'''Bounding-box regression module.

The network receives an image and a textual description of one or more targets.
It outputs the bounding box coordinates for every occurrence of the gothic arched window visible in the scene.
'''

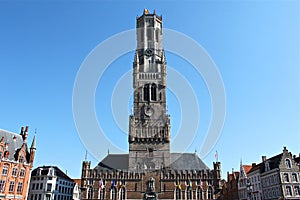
[111,187,117,200]
[197,186,203,200]
[207,186,213,200]
[87,186,93,199]
[285,159,291,169]
[144,84,149,101]
[98,188,105,199]
[186,188,192,200]
[175,187,182,200]
[119,187,126,200]
[151,84,157,101]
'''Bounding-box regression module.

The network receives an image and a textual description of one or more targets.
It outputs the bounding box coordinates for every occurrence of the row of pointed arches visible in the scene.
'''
[87,186,126,200]
[174,186,214,200]
[86,185,214,200]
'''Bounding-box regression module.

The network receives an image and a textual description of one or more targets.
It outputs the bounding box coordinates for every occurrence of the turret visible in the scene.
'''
[29,134,36,168]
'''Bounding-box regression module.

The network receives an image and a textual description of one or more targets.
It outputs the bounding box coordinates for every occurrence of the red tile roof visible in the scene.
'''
[243,165,252,175]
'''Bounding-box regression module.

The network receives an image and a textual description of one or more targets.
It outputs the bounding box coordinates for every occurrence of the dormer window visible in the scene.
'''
[37,168,42,176]
[285,159,291,169]
[265,162,270,171]
[19,155,24,163]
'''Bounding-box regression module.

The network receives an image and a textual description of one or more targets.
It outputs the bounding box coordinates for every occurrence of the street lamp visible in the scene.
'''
[246,180,253,200]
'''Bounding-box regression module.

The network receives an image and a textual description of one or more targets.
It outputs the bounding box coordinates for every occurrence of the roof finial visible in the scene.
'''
[85,150,88,161]
[144,8,149,15]
[30,130,36,150]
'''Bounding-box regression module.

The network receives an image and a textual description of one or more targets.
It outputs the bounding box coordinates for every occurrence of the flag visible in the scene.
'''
[118,181,124,189]
[176,181,181,190]
[186,180,192,189]
[215,150,218,162]
[111,180,115,189]
[99,179,105,189]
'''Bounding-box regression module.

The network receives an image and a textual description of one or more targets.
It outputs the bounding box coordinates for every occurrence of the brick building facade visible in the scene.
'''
[0,126,36,199]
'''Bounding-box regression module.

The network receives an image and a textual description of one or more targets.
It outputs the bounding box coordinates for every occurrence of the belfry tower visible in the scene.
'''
[128,9,171,171]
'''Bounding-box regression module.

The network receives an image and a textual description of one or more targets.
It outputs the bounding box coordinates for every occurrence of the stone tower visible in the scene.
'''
[128,9,171,171]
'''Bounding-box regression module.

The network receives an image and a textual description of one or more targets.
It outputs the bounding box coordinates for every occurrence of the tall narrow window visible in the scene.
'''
[2,166,8,175]
[9,181,15,192]
[17,182,23,193]
[144,84,149,101]
[292,173,298,182]
[175,187,182,200]
[286,186,292,196]
[151,84,157,101]
[207,186,213,200]
[99,188,105,199]
[19,169,25,177]
[87,187,93,199]
[284,173,289,182]
[197,186,203,200]
[111,187,117,200]
[186,188,192,200]
[120,187,126,200]
[285,159,291,169]
[0,180,6,192]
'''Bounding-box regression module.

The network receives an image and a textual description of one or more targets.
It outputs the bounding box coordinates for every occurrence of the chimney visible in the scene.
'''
[25,126,29,133]
[262,156,266,162]
[252,163,256,167]
[20,127,24,134]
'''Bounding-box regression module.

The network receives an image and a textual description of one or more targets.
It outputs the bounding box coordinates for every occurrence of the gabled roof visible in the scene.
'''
[170,153,209,170]
[259,153,283,173]
[248,163,262,173]
[243,165,252,175]
[94,153,209,171]
[32,166,74,182]
[0,128,25,161]
[95,154,129,171]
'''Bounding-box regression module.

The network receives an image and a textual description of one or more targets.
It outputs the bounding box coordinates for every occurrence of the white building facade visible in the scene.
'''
[28,166,74,200]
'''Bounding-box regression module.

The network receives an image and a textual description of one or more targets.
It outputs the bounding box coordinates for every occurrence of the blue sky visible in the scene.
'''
[0,1,299,178]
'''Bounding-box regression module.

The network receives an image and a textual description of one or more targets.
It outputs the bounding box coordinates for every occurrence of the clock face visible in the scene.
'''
[145,48,153,57]
[144,105,154,117]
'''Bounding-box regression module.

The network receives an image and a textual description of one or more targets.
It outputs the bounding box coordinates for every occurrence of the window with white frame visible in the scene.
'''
[284,173,289,182]
[0,180,5,192]
[8,181,15,192]
[286,186,292,196]
[12,167,18,177]
[19,155,24,163]
[292,173,298,182]
[19,168,25,177]
[285,159,291,169]
[2,166,8,175]
[295,186,299,196]
[17,182,23,193]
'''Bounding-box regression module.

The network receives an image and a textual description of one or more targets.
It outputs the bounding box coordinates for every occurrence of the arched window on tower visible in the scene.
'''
[151,84,157,101]
[144,84,149,101]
